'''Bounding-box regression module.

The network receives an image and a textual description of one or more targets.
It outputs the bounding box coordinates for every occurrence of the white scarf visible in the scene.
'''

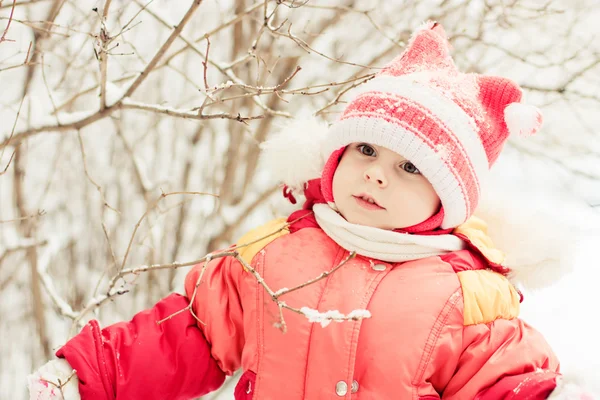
[313,204,466,262]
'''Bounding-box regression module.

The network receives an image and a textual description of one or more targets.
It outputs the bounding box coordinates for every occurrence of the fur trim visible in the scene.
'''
[504,102,544,136]
[474,185,590,290]
[260,116,329,192]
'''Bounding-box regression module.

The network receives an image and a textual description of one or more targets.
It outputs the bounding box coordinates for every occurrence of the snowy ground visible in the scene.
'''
[521,255,600,396]
[486,151,600,397]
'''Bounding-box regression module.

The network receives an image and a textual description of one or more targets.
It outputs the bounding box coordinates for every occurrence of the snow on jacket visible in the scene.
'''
[57,216,560,399]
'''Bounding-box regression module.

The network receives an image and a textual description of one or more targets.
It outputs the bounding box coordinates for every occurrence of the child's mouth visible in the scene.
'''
[353,195,385,210]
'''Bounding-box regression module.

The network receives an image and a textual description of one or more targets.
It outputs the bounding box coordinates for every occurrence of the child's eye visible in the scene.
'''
[358,144,376,157]
[401,161,420,174]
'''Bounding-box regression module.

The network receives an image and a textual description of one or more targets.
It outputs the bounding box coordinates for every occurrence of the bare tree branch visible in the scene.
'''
[21,0,66,97]
[121,0,204,99]
[121,98,265,123]
[0,209,46,224]
[150,0,264,69]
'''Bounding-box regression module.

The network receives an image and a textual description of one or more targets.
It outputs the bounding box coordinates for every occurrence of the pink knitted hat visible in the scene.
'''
[262,21,543,229]
[319,21,543,229]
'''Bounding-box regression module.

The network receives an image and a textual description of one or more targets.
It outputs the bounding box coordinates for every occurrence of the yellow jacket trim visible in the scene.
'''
[454,216,506,265]
[457,269,520,326]
[235,217,290,268]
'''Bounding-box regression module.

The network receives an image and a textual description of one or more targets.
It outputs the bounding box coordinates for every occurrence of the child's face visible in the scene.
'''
[332,143,441,230]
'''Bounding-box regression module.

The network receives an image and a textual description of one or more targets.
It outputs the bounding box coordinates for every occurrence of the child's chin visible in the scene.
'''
[346,214,389,230]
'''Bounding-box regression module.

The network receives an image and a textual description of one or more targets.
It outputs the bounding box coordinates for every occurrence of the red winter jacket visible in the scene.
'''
[57,216,560,399]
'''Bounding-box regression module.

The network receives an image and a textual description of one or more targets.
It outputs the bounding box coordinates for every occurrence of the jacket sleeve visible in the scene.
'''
[56,293,226,400]
[184,254,247,375]
[441,318,561,399]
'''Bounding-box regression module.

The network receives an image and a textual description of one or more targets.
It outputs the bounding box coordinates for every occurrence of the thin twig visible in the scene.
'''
[122,0,204,99]
[101,213,364,334]
[23,39,32,61]
[137,1,293,118]
[40,369,77,397]
[97,16,110,110]
[203,73,374,107]
[147,0,263,69]
[0,60,39,72]
[205,186,279,250]
[267,22,382,70]
[119,0,155,36]
[0,0,16,43]
[2,16,78,37]
[121,98,265,123]
[157,254,213,325]
[77,131,120,213]
[273,252,356,299]
[315,74,376,115]
[40,53,61,124]
[0,209,45,223]
[0,239,47,266]
[202,36,210,90]
[232,251,365,332]
[156,215,363,333]
[101,223,117,276]
[0,0,50,9]
[0,92,25,175]
[53,72,137,114]
[111,213,311,288]
[114,122,152,195]
[70,288,130,335]
[105,190,219,295]
[508,140,600,181]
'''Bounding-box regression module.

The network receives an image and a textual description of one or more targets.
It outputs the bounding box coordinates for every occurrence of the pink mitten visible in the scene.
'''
[28,359,80,400]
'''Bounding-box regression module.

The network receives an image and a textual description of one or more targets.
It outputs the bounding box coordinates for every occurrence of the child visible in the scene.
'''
[29,22,594,399]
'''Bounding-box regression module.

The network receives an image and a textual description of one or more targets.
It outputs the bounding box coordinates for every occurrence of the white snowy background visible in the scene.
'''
[1,0,599,398]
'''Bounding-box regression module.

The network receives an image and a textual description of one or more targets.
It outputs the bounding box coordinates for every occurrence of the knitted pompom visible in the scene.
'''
[260,116,329,192]
[504,102,544,136]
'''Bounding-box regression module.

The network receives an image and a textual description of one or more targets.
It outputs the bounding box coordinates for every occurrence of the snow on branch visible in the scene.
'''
[37,238,78,320]
[300,307,372,328]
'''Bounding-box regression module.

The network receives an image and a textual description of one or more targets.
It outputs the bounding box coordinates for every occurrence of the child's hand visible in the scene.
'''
[548,378,596,400]
[28,359,80,400]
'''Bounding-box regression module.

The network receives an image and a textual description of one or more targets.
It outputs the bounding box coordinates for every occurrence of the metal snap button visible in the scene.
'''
[351,380,359,393]
[335,380,348,396]
[371,263,386,271]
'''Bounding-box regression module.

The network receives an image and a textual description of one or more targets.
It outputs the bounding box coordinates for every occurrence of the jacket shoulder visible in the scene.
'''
[445,216,520,326]
[456,269,520,326]
[235,218,290,266]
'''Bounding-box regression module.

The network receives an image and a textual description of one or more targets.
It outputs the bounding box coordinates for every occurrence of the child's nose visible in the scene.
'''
[364,166,388,187]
